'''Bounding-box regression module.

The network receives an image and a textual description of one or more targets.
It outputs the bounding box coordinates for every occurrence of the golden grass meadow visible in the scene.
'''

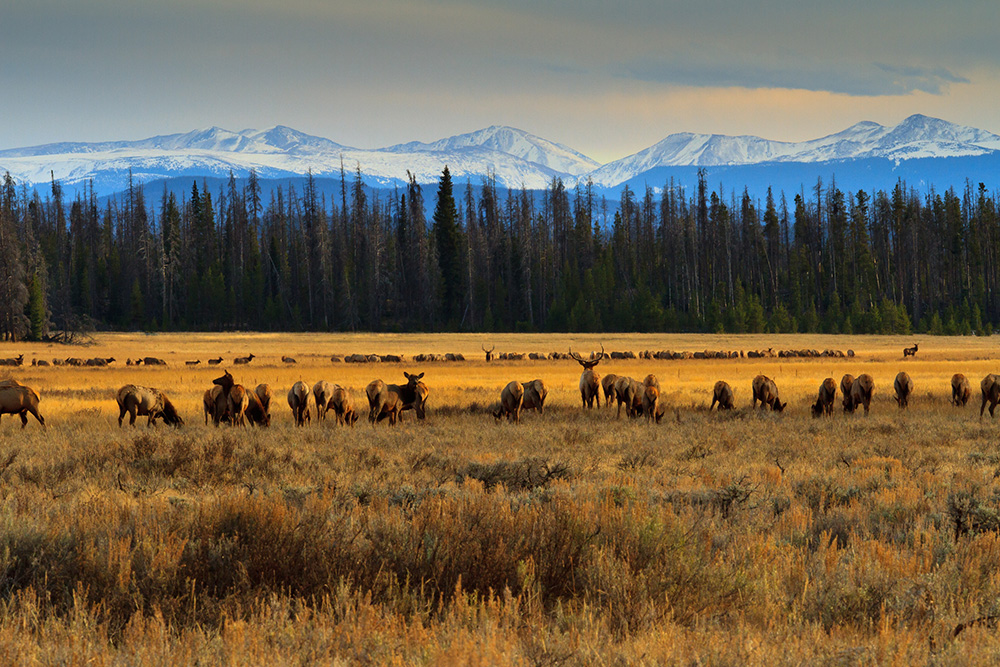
[4,332,1000,664]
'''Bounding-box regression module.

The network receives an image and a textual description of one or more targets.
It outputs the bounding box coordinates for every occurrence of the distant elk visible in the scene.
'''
[903,343,918,357]
[811,378,837,418]
[482,344,495,362]
[185,360,201,366]
[234,353,255,365]
[894,371,914,409]
[143,357,167,366]
[848,373,875,415]
[0,354,24,366]
[980,374,1000,419]
[840,374,855,412]
[85,357,115,366]
[0,380,45,428]
[208,357,223,365]
[288,381,311,426]
[282,356,296,364]
[116,384,183,427]
[710,381,735,410]
[952,373,972,407]
[751,375,786,412]
[493,380,524,423]
[601,374,619,408]
[521,379,548,414]
[569,345,605,409]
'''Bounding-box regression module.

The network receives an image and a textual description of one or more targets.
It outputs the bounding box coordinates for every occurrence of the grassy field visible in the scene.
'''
[2,333,1000,664]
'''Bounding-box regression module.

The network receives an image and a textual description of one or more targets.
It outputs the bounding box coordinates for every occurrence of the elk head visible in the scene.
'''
[212,371,235,394]
[569,344,605,370]
[482,343,495,362]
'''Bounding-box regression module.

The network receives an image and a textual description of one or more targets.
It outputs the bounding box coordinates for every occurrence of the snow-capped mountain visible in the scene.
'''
[589,115,1000,186]
[1,115,998,198]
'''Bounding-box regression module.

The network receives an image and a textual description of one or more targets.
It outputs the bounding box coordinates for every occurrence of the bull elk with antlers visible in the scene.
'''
[482,344,495,363]
[569,345,605,409]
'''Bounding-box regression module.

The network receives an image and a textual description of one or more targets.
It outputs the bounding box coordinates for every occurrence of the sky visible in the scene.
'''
[3,0,999,164]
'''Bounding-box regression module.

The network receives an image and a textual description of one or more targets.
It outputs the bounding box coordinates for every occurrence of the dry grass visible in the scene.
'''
[2,333,1000,664]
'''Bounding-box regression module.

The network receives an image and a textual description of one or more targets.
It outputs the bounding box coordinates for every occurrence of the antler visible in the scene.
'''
[482,343,495,352]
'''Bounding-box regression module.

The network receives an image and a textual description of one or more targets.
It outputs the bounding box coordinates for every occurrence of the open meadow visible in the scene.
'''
[3,333,1000,664]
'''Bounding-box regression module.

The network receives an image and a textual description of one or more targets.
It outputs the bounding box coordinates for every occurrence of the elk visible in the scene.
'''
[0,354,24,366]
[330,386,358,426]
[185,360,201,366]
[116,385,183,427]
[234,353,255,365]
[710,381,735,410]
[366,379,386,424]
[245,390,270,427]
[282,356,297,364]
[980,374,1000,419]
[894,371,914,409]
[521,379,548,414]
[840,374,856,412]
[0,381,44,428]
[208,357,223,365]
[642,384,660,423]
[143,357,167,366]
[614,376,637,418]
[482,344,495,362]
[751,375,786,412]
[569,345,605,409]
[288,381,311,426]
[213,371,250,427]
[601,374,619,408]
[394,372,428,421]
[811,378,837,417]
[903,343,918,357]
[952,373,972,407]
[203,385,227,425]
[849,373,875,416]
[313,380,335,422]
[492,380,524,423]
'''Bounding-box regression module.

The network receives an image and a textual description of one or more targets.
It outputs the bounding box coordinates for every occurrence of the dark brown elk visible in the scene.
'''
[288,380,311,426]
[66,358,85,366]
[282,356,297,364]
[0,354,24,366]
[366,379,387,424]
[710,381,735,410]
[208,357,223,365]
[0,381,44,428]
[601,374,619,408]
[234,353,255,365]
[116,385,183,427]
[980,374,1000,419]
[840,374,856,412]
[521,379,547,414]
[185,360,201,366]
[751,375,786,412]
[903,343,918,357]
[952,373,972,407]
[570,345,605,409]
[312,380,335,422]
[894,371,914,409]
[849,373,875,415]
[143,357,167,366]
[642,384,660,423]
[203,386,227,425]
[811,378,837,417]
[245,390,270,427]
[482,344,495,362]
[330,386,358,426]
[492,381,524,423]
[212,370,249,426]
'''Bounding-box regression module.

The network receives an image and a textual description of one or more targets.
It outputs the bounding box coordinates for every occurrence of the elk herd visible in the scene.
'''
[5,345,1000,430]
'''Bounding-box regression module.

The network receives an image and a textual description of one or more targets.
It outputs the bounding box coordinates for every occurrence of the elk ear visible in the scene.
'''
[415,372,424,380]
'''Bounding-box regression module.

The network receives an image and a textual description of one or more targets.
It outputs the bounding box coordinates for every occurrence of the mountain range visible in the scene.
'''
[2,114,999,199]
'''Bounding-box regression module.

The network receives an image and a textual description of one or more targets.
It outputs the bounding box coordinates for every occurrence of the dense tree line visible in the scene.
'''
[0,165,998,340]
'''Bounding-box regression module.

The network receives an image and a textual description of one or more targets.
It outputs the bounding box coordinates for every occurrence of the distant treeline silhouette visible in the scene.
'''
[0,164,997,339]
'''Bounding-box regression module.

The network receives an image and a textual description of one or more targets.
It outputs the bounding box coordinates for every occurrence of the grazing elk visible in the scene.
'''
[569,345,605,409]
[710,381,735,411]
[849,374,875,416]
[204,385,227,425]
[313,380,335,422]
[234,353,255,365]
[614,376,638,418]
[811,378,838,417]
[330,386,358,426]
[143,357,167,366]
[493,380,524,423]
[208,357,223,365]
[751,375,786,412]
[482,344,495,362]
[840,374,856,412]
[255,384,272,415]
[0,354,24,366]
[980,374,1000,419]
[903,343,918,358]
[601,374,619,408]
[365,379,387,425]
[952,373,972,407]
[116,385,183,427]
[521,379,548,414]
[0,380,45,428]
[894,371,914,409]
[245,390,270,427]
[642,384,660,423]
[288,381,311,426]
[185,360,201,366]
[282,356,297,364]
